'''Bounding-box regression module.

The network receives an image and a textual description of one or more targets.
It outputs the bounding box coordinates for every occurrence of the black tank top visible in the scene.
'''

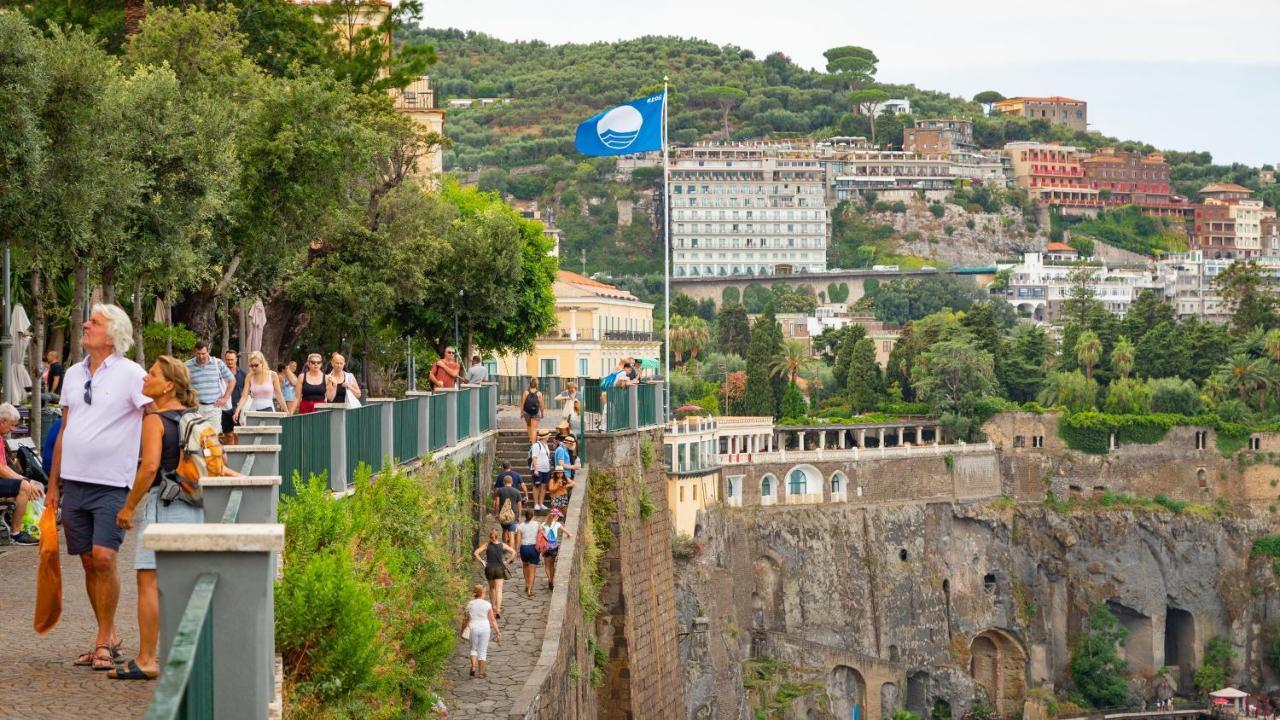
[155,411,184,486]
[485,541,505,569]
[330,374,347,404]
[300,374,326,402]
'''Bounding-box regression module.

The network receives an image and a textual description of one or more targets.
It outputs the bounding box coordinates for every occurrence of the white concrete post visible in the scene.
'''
[406,391,432,456]
[446,389,458,447]
[316,403,347,491]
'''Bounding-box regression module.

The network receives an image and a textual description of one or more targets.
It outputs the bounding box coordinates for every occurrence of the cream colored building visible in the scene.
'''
[391,76,446,179]
[664,415,721,536]
[495,271,660,379]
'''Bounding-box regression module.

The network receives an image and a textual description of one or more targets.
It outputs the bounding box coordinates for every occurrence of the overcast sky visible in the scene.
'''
[422,0,1279,166]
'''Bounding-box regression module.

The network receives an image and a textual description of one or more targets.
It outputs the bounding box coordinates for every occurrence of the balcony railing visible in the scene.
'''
[604,330,660,342]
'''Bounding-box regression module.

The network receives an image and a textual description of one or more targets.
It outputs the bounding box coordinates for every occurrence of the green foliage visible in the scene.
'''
[928,202,945,218]
[864,275,987,326]
[1056,411,1183,454]
[639,437,655,470]
[1103,377,1151,415]
[141,322,198,362]
[846,337,884,412]
[637,482,656,520]
[745,307,784,417]
[1069,602,1130,708]
[780,381,808,420]
[1149,378,1204,415]
[1194,636,1234,696]
[278,463,475,716]
[1057,206,1188,257]
[581,471,618,626]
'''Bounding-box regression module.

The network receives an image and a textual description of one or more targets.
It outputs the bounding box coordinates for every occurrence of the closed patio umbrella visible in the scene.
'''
[7,304,32,403]
[246,299,266,355]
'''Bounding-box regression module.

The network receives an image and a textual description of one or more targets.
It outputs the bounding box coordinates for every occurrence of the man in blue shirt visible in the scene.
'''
[551,436,576,480]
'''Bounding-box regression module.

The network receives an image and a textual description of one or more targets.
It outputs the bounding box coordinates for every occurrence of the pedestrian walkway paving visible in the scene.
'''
[441,533,553,717]
[0,532,153,720]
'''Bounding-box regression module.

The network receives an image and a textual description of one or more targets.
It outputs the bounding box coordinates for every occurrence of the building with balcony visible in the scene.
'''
[1193,184,1264,258]
[670,145,830,278]
[390,76,445,178]
[1081,149,1187,217]
[663,415,722,535]
[493,271,659,379]
[1005,142,1099,212]
[1005,252,1169,322]
[903,118,974,156]
[994,96,1088,132]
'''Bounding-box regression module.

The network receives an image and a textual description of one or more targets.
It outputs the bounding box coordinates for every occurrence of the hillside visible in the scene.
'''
[406,28,1279,275]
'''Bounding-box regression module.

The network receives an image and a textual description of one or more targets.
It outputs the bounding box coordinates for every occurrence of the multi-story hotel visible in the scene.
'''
[669,145,830,278]
[1005,141,1099,210]
[1080,148,1184,217]
[994,96,1088,132]
[493,271,660,379]
[1193,184,1265,258]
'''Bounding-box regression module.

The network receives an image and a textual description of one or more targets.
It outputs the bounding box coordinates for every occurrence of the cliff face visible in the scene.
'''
[677,501,1280,720]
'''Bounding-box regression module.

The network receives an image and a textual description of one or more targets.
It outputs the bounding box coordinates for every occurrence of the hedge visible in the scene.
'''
[1057,411,1258,457]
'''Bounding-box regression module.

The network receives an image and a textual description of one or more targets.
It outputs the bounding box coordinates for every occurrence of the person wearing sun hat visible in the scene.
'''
[547,464,574,513]
[539,507,571,592]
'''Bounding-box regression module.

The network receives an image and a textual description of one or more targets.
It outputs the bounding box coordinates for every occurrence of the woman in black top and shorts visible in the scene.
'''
[472,528,516,618]
[295,353,327,414]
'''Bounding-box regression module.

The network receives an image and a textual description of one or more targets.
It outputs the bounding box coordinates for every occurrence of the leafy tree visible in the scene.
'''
[1069,602,1129,708]
[742,283,772,313]
[1063,265,1098,327]
[780,380,807,420]
[1133,321,1182,379]
[1121,289,1175,345]
[703,85,747,140]
[1266,328,1280,365]
[825,46,884,143]
[827,282,850,303]
[998,324,1049,402]
[670,315,711,365]
[911,333,995,429]
[1216,261,1278,335]
[744,307,783,416]
[721,286,740,305]
[832,324,868,392]
[1103,377,1151,414]
[1038,371,1098,413]
[1194,636,1234,697]
[847,88,891,145]
[309,0,436,92]
[1148,378,1203,415]
[671,292,698,317]
[1075,331,1103,380]
[716,303,751,357]
[973,90,1004,115]
[846,337,884,413]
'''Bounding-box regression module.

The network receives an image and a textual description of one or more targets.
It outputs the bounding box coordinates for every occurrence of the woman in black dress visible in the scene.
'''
[472,528,516,617]
[295,353,327,414]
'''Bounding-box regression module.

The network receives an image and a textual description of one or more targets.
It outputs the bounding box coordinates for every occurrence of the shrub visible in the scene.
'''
[672,532,701,562]
[1069,602,1129,707]
[1194,636,1233,696]
[890,200,908,213]
[928,202,945,218]
[1149,378,1202,415]
[141,322,198,363]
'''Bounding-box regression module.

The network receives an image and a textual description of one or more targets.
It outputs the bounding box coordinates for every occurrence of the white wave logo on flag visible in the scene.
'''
[596,105,644,150]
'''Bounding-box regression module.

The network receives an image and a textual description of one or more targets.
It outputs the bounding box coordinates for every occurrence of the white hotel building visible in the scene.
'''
[669,145,829,278]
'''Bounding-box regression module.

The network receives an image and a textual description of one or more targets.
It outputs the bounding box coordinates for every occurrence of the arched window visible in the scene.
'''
[830,472,845,494]
[761,474,775,498]
[789,469,807,496]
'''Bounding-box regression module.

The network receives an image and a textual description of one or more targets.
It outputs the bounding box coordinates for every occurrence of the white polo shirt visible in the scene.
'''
[59,354,150,488]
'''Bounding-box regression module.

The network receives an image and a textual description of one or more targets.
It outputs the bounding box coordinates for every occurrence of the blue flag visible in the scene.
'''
[575,91,665,156]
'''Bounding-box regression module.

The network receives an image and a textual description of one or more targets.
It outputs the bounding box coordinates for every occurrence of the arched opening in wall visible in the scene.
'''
[1197,468,1207,488]
[969,629,1028,716]
[785,465,822,503]
[881,682,901,716]
[753,556,784,630]
[932,699,953,720]
[828,665,866,720]
[830,471,847,499]
[899,548,909,561]
[1106,599,1155,674]
[760,473,777,506]
[983,573,997,592]
[1165,606,1196,690]
[889,644,899,661]
[906,671,930,718]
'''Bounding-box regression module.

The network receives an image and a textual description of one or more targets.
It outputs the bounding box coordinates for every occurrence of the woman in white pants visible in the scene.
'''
[460,583,501,678]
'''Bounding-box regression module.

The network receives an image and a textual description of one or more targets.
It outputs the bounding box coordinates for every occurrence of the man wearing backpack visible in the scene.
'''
[493,473,523,551]
[528,431,552,511]
[47,305,150,672]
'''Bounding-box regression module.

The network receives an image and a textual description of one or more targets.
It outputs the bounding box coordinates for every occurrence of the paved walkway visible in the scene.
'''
[442,527,553,717]
[0,532,153,719]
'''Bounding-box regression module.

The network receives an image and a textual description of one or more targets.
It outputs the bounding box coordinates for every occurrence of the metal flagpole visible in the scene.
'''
[661,77,671,421]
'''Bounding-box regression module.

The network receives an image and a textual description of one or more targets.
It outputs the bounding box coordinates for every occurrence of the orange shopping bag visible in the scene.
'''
[34,505,62,635]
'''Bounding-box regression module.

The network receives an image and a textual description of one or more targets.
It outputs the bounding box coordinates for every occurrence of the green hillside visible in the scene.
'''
[405,29,1279,276]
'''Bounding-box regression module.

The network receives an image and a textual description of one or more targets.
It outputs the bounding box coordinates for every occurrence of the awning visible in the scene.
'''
[1211,688,1250,699]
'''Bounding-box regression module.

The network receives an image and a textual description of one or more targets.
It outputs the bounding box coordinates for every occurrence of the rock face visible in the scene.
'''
[676,500,1280,720]
[872,201,1045,266]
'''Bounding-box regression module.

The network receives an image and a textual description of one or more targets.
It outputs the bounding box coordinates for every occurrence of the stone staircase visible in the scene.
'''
[495,429,532,483]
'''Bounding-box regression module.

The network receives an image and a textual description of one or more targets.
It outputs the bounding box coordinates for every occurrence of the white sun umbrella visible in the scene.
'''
[7,303,32,404]
[245,298,266,355]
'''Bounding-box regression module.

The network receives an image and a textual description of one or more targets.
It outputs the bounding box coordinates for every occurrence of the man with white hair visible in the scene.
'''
[47,304,150,671]
[0,402,44,545]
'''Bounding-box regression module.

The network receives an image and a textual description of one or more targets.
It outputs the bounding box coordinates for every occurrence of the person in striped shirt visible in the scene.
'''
[184,341,234,428]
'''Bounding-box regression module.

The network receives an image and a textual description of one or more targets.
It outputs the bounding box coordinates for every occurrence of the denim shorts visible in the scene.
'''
[60,479,129,555]
[132,490,204,570]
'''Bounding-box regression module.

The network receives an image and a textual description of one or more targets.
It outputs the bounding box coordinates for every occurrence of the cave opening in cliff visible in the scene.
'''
[1165,606,1196,686]
[907,672,930,718]
[828,665,866,720]
[1106,599,1155,673]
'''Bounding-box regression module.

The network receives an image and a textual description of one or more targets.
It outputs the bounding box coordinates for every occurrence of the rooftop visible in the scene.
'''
[555,270,642,302]
[1200,183,1253,194]
[1045,242,1077,253]
[996,96,1086,105]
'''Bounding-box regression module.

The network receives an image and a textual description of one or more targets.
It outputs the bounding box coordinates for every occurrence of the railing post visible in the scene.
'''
[317,403,348,491]
[446,389,458,447]
[147,524,283,720]
[406,390,432,456]
[202,476,282,524]
[628,383,639,430]
[487,381,498,430]
[468,385,481,438]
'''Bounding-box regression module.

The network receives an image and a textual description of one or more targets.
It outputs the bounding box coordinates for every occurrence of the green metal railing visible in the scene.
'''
[605,387,631,432]
[638,383,658,427]
[429,393,447,450]
[345,403,383,482]
[143,574,217,720]
[457,388,473,441]
[581,378,602,414]
[393,397,421,461]
[278,410,332,496]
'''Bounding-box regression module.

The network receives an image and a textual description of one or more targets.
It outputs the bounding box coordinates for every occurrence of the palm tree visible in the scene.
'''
[1264,328,1280,364]
[125,0,146,37]
[670,316,710,366]
[1075,330,1102,380]
[1225,353,1267,404]
[1110,336,1134,379]
[1251,358,1275,413]
[770,339,816,385]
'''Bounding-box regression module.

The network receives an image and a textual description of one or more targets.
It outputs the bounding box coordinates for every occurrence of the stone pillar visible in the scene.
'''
[202,476,282,524]
[916,426,923,446]
[819,432,826,450]
[767,434,773,452]
[570,308,578,341]
[446,389,458,448]
[406,390,432,455]
[934,428,940,446]
[317,403,348,491]
[368,398,395,464]
[838,431,845,449]
[468,385,481,437]
[858,428,866,448]
[795,431,803,451]
[148,524,283,720]
[628,384,640,429]
[878,427,885,448]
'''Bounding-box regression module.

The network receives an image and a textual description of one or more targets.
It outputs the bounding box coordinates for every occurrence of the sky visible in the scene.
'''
[422,0,1280,166]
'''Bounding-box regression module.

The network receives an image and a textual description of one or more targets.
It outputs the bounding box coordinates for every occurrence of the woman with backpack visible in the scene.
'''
[519,377,544,444]
[233,351,288,422]
[472,528,516,618]
[539,508,571,592]
[109,356,206,680]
